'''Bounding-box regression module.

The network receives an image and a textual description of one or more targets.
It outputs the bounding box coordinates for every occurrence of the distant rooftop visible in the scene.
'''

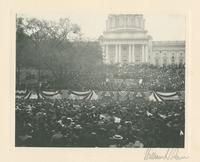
[108,14,143,17]
[152,41,185,45]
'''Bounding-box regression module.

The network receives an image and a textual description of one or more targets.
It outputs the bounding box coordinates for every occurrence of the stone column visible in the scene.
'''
[143,45,146,63]
[117,44,120,63]
[119,44,121,63]
[102,45,105,63]
[145,45,148,62]
[132,44,135,63]
[128,44,132,63]
[105,44,109,64]
[115,44,118,63]
[142,45,145,63]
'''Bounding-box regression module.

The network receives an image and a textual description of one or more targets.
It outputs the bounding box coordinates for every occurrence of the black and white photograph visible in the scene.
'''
[15,13,185,148]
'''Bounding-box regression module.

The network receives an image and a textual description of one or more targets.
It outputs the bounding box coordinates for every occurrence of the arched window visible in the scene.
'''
[112,18,115,28]
[135,45,142,63]
[116,17,119,27]
[121,44,129,63]
[135,17,138,27]
[108,45,115,64]
[127,16,131,27]
[131,16,134,27]
[109,19,113,28]
[119,16,124,27]
[155,57,160,66]
[179,57,184,65]
[163,57,167,66]
[171,56,175,64]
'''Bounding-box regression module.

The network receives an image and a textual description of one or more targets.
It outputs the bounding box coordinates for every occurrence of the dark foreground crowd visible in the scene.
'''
[16,97,185,147]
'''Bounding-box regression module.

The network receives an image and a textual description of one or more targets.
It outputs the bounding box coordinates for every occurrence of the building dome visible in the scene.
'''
[100,14,185,66]
[106,14,145,32]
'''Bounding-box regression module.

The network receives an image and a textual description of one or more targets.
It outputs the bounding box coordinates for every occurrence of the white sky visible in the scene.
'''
[19,13,186,41]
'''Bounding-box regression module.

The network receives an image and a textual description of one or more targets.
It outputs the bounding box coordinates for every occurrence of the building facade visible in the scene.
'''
[99,14,185,66]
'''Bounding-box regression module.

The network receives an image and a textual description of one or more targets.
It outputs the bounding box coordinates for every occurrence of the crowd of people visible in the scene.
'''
[41,64,185,92]
[16,97,184,147]
[16,64,185,147]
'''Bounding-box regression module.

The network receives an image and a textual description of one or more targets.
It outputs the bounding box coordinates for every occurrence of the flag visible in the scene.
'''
[156,91,179,100]
[148,91,163,102]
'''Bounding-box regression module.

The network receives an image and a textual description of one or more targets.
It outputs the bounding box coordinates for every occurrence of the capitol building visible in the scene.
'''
[99,14,185,66]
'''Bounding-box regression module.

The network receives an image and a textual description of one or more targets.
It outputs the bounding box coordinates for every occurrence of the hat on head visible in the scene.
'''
[133,140,144,148]
[91,132,96,135]
[74,124,82,129]
[112,134,123,140]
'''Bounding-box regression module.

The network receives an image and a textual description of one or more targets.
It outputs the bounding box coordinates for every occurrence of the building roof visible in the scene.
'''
[152,41,185,47]
[152,41,185,45]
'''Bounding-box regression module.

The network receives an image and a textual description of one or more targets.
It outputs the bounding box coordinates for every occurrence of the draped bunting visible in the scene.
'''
[70,90,91,96]
[42,91,60,96]
[16,90,29,98]
[68,94,86,100]
[156,91,177,96]
[44,93,62,99]
[156,91,179,100]
[68,90,91,100]
[148,91,180,102]
[88,91,98,100]
[24,91,45,100]
[68,90,98,100]
[148,91,163,102]
[17,89,184,101]
[16,90,28,95]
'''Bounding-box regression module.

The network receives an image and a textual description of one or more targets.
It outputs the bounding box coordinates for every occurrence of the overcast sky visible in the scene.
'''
[19,13,186,41]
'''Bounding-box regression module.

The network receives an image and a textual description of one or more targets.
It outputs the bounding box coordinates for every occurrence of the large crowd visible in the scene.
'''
[16,98,184,147]
[16,64,185,147]
[41,64,185,92]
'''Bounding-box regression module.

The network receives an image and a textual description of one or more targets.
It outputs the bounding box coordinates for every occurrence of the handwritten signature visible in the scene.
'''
[144,148,189,160]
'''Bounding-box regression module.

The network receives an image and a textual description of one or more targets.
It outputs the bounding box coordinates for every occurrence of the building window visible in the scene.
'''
[112,18,115,28]
[171,56,175,64]
[108,45,115,63]
[116,17,119,27]
[179,57,184,64]
[179,52,184,59]
[155,57,160,66]
[135,17,138,27]
[119,16,124,27]
[127,16,131,27]
[132,16,135,27]
[134,45,142,63]
[121,44,129,63]
[163,58,167,66]
[109,19,113,28]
